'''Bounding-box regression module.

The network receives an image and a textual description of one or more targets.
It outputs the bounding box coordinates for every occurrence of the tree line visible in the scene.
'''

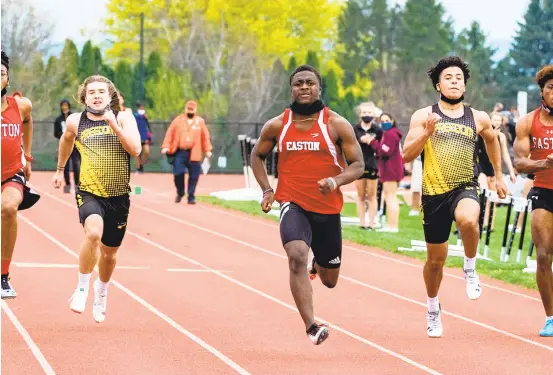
[1,0,552,127]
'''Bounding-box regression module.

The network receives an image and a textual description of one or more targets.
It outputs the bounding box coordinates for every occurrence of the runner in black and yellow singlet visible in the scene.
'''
[53,75,141,323]
[403,56,507,339]
[75,110,131,198]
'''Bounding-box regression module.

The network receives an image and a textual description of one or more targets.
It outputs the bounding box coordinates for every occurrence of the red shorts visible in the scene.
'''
[1,171,40,210]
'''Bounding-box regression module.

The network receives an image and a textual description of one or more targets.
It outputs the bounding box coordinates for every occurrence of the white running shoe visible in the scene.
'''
[69,288,88,313]
[464,269,482,300]
[426,307,443,338]
[92,279,107,323]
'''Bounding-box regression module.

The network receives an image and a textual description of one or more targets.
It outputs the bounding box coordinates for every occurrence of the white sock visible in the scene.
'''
[77,272,92,292]
[546,316,553,322]
[427,296,440,312]
[96,279,110,294]
[464,256,476,271]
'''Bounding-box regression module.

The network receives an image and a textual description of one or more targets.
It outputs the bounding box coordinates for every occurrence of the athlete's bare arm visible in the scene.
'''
[402,107,440,163]
[16,97,33,158]
[514,112,553,173]
[251,115,282,192]
[327,112,364,188]
[105,109,142,157]
[475,110,503,176]
[251,115,283,212]
[56,113,80,169]
[476,109,507,198]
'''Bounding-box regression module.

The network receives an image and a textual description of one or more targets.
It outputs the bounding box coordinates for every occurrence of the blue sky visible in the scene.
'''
[33,0,530,61]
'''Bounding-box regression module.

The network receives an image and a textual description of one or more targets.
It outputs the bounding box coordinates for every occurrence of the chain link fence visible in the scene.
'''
[31,120,265,174]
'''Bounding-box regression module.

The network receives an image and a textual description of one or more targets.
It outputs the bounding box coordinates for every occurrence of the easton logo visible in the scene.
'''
[286,141,320,151]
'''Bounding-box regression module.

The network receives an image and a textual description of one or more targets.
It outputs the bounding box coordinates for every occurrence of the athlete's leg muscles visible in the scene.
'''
[454,198,481,259]
[314,265,339,289]
[98,244,118,283]
[355,179,368,227]
[284,240,315,329]
[1,185,23,275]
[423,242,449,298]
[367,179,378,227]
[383,181,399,229]
[79,214,103,274]
[532,209,553,317]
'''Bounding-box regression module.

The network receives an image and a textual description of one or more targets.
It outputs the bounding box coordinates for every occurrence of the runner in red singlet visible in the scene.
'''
[1,50,39,299]
[514,65,553,337]
[251,65,364,345]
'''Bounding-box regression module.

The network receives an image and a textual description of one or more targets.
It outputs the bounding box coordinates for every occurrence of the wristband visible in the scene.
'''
[263,188,274,195]
[328,177,337,191]
[57,165,65,171]
[24,154,33,162]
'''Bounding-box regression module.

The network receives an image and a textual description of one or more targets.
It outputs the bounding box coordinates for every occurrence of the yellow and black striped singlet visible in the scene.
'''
[75,111,130,197]
[421,104,478,196]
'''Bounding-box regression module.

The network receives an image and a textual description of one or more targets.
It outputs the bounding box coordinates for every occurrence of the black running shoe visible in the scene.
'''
[1,273,17,299]
[306,322,329,345]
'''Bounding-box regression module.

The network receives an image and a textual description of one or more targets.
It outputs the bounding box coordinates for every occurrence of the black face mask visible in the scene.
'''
[361,116,373,124]
[1,87,6,97]
[290,99,324,115]
[86,103,110,115]
[542,97,553,116]
[441,93,464,105]
[187,112,195,119]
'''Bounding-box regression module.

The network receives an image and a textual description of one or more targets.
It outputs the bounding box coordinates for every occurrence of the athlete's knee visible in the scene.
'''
[285,244,308,274]
[84,221,103,245]
[425,257,446,273]
[456,215,479,233]
[321,277,338,289]
[100,246,118,261]
[536,249,552,272]
[1,201,18,219]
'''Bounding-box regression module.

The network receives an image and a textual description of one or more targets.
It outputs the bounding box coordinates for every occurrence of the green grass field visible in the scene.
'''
[198,196,538,291]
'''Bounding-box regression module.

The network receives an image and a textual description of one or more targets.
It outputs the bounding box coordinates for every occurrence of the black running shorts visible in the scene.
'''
[358,168,379,180]
[75,190,130,247]
[279,202,342,269]
[421,183,480,244]
[528,187,553,214]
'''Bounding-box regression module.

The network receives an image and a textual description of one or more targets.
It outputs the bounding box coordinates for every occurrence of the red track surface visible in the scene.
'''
[2,172,552,374]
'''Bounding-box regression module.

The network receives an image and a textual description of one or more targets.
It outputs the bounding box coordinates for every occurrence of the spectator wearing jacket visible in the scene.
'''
[161,100,213,204]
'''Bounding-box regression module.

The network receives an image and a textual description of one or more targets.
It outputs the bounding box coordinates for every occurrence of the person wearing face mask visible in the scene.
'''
[134,102,152,173]
[52,75,141,323]
[353,102,382,230]
[54,99,80,193]
[161,100,213,204]
[369,113,403,233]
[403,56,507,338]
[1,50,40,299]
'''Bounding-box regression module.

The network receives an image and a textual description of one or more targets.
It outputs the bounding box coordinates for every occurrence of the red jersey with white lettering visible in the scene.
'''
[1,96,25,182]
[530,109,553,190]
[274,107,346,214]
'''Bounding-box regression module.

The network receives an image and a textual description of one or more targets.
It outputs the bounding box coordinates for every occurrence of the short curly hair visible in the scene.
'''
[427,56,470,88]
[536,65,553,89]
[1,50,9,71]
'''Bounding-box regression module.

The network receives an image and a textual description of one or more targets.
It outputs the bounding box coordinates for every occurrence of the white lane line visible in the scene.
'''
[195,203,542,302]
[39,189,441,374]
[131,202,553,352]
[1,301,56,375]
[167,268,231,273]
[13,262,149,270]
[19,214,250,375]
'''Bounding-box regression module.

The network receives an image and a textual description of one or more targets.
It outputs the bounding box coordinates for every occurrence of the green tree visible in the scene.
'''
[79,41,96,80]
[496,0,553,108]
[287,56,298,73]
[305,51,320,69]
[455,21,498,110]
[390,0,455,119]
[335,0,374,87]
[113,60,134,100]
